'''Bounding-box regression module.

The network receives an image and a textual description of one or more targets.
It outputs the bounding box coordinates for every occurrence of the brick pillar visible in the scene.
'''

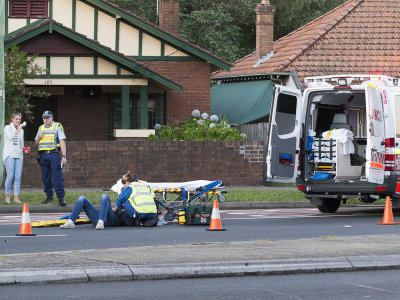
[159,0,180,36]
[255,0,275,60]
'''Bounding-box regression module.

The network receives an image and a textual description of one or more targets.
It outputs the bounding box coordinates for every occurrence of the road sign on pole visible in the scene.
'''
[0,0,5,186]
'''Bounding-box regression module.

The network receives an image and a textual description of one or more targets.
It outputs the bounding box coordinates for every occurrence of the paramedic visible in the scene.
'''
[35,110,67,206]
[115,171,158,227]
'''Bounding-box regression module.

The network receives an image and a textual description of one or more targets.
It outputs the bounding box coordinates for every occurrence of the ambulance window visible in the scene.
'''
[395,95,400,138]
[275,93,297,135]
[367,87,384,137]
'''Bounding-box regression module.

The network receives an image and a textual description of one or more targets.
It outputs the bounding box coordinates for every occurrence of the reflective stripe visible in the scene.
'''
[135,202,157,207]
[38,122,62,150]
[211,208,220,219]
[132,192,150,198]
[21,212,31,224]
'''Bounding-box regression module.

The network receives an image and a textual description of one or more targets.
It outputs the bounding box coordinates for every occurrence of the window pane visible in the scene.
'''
[367,87,384,137]
[110,93,162,131]
[275,93,297,135]
[395,96,400,138]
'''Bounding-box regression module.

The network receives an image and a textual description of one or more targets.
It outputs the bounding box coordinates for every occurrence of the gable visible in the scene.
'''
[19,31,97,54]
[5,20,184,90]
[6,0,230,70]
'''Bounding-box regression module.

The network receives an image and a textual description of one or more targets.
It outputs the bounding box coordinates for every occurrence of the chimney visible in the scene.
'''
[255,0,276,60]
[159,0,180,36]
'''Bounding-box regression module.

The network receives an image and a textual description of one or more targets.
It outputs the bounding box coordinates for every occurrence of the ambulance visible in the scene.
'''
[266,74,400,212]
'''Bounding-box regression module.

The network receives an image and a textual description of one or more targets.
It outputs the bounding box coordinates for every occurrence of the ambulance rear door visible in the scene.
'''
[266,85,302,183]
[365,84,385,184]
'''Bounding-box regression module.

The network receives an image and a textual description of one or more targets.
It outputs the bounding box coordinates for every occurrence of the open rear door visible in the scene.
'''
[266,85,302,183]
[365,84,385,184]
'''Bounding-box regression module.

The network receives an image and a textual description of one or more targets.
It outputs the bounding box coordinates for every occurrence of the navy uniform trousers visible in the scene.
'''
[39,152,65,199]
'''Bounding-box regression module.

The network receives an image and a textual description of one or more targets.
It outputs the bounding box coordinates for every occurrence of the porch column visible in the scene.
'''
[140,85,148,129]
[121,85,129,129]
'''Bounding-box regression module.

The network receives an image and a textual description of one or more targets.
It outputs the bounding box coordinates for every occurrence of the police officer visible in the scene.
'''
[35,111,67,206]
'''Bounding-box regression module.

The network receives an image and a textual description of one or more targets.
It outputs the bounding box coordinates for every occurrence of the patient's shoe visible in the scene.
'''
[60,219,75,229]
[95,220,104,230]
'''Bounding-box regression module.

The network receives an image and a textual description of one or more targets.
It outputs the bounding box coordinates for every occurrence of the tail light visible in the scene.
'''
[385,138,395,171]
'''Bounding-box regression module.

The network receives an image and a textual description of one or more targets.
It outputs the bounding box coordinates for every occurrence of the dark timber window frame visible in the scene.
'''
[9,0,49,18]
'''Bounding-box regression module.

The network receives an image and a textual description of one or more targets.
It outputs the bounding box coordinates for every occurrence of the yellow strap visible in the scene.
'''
[326,129,335,139]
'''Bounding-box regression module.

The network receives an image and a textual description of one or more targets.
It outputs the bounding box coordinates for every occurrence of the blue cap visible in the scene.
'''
[42,110,53,118]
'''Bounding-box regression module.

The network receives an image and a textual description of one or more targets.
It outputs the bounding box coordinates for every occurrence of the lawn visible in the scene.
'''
[0,190,385,205]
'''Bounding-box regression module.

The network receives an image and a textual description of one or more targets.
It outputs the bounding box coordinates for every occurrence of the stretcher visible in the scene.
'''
[111,179,227,222]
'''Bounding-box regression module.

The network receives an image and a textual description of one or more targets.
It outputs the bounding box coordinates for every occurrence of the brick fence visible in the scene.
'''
[21,140,264,188]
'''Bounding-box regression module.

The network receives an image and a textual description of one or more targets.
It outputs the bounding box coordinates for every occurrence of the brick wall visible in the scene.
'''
[145,61,211,124]
[57,92,110,141]
[21,141,264,188]
[159,0,180,36]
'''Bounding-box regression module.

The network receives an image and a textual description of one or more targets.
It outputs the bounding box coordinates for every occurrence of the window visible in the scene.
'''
[110,93,163,138]
[395,96,400,138]
[275,93,297,135]
[367,86,384,137]
[9,0,48,18]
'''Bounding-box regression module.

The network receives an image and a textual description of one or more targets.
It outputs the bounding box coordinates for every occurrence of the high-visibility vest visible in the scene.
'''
[128,182,157,214]
[38,122,64,151]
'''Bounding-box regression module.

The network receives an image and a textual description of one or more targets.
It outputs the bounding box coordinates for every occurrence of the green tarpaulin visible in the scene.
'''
[210,80,274,124]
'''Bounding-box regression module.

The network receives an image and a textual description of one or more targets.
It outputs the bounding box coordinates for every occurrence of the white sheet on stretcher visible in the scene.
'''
[111,179,222,195]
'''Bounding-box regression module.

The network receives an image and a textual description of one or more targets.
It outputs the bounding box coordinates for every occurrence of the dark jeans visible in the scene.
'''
[69,194,118,227]
[123,200,157,220]
[40,152,65,198]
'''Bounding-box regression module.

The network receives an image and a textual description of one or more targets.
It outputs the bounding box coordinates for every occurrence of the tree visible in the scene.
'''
[180,0,258,63]
[108,0,347,63]
[4,45,49,124]
[271,0,347,40]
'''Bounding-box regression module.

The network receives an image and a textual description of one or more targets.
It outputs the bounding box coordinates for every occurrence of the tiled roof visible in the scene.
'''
[213,0,400,81]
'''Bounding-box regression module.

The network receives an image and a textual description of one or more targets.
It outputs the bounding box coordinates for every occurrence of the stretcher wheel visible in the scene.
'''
[218,194,226,203]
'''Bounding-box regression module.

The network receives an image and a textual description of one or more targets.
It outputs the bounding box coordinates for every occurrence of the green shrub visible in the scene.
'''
[149,111,245,141]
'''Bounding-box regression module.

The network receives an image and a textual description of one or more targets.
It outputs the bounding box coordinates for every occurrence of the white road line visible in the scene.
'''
[0,234,67,238]
[356,284,396,293]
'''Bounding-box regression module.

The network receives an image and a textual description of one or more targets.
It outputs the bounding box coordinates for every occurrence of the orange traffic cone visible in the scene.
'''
[16,203,36,236]
[206,199,226,231]
[377,196,400,225]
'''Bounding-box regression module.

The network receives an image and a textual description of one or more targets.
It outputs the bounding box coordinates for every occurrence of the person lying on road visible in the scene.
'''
[60,193,135,229]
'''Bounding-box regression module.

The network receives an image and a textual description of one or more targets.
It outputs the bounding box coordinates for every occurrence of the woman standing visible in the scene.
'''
[3,112,25,204]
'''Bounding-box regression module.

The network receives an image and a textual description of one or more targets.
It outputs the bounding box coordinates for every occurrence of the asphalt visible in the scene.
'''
[1,186,399,285]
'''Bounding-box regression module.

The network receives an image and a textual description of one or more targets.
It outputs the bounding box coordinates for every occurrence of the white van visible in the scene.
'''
[266,74,400,212]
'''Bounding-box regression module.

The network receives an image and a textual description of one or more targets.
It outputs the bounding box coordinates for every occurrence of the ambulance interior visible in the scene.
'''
[305,91,367,180]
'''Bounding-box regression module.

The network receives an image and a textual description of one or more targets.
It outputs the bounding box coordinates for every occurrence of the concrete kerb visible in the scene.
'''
[2,255,400,285]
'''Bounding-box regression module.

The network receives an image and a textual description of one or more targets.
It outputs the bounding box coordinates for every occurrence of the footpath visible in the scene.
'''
[1,186,399,285]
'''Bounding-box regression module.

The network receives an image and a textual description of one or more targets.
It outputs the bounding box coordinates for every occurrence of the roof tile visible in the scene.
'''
[213,0,400,81]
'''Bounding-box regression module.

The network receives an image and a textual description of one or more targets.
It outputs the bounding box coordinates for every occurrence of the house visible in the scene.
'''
[5,0,231,141]
[211,0,400,124]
